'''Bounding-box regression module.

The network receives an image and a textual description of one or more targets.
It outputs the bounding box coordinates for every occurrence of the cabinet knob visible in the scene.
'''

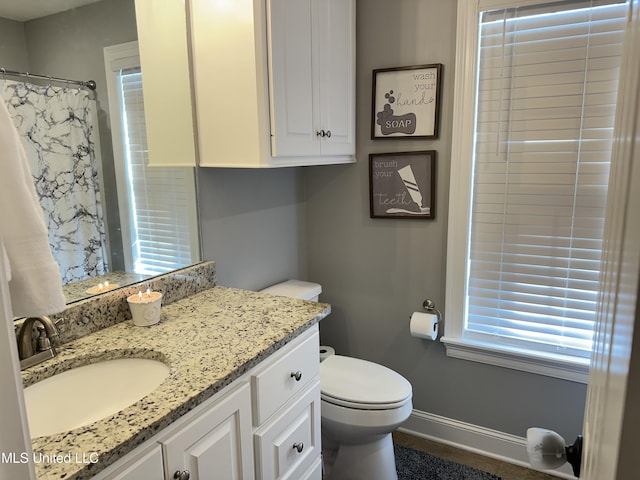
[316,129,332,138]
[291,370,302,381]
[174,470,190,480]
[293,442,304,453]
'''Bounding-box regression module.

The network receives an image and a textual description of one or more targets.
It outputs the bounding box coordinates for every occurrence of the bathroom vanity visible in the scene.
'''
[21,268,330,480]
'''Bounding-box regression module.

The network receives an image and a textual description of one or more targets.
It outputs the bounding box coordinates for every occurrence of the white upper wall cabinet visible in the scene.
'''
[189,0,356,168]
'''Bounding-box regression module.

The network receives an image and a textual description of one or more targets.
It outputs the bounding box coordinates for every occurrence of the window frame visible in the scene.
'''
[104,41,141,272]
[103,41,200,275]
[442,0,625,383]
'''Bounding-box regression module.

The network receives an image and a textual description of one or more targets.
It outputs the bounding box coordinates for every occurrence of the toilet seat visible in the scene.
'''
[320,355,412,410]
[321,393,411,410]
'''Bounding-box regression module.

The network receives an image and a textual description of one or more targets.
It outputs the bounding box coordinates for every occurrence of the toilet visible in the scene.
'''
[260,280,413,480]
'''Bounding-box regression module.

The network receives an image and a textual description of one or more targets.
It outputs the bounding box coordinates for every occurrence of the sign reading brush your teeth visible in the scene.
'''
[369,151,436,219]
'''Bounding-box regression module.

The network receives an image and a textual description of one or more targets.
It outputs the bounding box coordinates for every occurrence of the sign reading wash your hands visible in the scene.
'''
[371,64,442,139]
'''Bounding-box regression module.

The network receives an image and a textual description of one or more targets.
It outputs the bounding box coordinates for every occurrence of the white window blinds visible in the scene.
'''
[465,1,627,362]
[119,68,198,275]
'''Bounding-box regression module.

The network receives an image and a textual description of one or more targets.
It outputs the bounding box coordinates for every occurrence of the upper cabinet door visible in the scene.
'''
[269,0,355,159]
[317,0,356,157]
[268,0,320,157]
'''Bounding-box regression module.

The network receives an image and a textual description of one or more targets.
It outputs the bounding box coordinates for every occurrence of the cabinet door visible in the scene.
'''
[163,383,254,480]
[317,0,356,156]
[268,0,320,157]
[104,444,164,480]
[91,443,163,480]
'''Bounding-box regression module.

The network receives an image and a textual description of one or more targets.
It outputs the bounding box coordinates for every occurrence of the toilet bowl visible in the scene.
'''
[260,280,413,480]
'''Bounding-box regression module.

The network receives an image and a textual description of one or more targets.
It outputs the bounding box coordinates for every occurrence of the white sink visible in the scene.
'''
[24,358,170,438]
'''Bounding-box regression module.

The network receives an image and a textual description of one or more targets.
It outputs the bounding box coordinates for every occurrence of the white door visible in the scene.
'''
[0,244,36,480]
[582,2,640,478]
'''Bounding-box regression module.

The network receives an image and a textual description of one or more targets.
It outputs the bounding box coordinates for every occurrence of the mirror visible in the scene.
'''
[0,0,201,304]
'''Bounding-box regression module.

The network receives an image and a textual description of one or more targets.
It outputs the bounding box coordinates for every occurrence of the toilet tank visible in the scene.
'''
[260,280,322,302]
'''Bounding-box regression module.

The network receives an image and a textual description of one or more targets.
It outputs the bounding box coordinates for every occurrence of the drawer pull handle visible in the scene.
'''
[291,371,302,381]
[325,130,332,138]
[174,470,190,480]
[293,442,304,453]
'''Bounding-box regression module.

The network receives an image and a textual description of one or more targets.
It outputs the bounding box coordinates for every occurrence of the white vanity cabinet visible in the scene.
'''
[188,0,355,168]
[92,326,321,480]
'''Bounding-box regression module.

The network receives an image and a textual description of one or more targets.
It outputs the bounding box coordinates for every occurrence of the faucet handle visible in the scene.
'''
[41,316,64,334]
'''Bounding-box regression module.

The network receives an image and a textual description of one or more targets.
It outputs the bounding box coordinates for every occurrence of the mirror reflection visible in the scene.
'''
[0,0,201,304]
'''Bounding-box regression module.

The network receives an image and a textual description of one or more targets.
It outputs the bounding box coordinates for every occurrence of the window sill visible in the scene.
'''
[440,337,590,383]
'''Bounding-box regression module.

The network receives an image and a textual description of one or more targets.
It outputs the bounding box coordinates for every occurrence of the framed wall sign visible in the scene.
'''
[371,64,442,139]
[369,151,436,219]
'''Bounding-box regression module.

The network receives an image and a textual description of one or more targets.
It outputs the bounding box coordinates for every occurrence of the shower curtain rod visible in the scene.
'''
[0,68,96,90]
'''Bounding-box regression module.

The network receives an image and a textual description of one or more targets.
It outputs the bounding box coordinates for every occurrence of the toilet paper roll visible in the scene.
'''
[319,346,335,362]
[410,312,439,341]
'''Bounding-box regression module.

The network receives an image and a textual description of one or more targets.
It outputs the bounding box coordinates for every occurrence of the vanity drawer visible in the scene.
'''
[254,381,321,480]
[299,457,323,480]
[252,327,319,425]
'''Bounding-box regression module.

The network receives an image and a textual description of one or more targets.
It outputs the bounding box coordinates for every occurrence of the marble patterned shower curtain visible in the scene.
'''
[0,79,108,284]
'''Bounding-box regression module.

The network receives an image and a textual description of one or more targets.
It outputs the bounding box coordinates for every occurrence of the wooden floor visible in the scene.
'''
[393,431,560,480]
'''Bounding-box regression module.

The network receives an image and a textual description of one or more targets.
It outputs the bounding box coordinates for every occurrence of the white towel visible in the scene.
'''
[0,100,66,317]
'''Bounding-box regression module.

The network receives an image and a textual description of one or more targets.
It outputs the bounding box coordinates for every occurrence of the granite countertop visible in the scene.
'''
[23,286,330,480]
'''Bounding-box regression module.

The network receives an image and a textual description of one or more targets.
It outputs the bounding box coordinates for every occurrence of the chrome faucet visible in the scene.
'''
[16,316,62,370]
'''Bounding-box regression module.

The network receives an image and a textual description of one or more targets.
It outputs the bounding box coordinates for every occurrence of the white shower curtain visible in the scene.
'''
[0,79,108,284]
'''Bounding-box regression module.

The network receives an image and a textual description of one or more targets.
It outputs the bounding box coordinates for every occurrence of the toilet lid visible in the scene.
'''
[320,355,412,407]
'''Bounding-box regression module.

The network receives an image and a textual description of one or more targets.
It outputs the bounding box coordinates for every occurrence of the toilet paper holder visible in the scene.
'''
[409,300,442,341]
[422,299,442,324]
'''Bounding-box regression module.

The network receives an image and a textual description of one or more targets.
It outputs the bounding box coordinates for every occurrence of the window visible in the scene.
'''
[444,0,628,382]
[104,42,200,276]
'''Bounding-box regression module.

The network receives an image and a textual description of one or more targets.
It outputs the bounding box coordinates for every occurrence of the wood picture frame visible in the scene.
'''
[369,151,436,219]
[371,64,442,139]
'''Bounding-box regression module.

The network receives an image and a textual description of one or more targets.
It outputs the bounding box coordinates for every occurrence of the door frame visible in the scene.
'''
[0,244,36,479]
[582,2,640,478]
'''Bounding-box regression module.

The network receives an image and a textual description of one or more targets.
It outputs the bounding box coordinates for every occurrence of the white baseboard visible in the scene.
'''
[398,409,576,479]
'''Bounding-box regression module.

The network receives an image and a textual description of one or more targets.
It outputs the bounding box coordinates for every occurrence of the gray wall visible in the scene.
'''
[0,17,29,71]
[197,167,307,290]
[304,0,587,438]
